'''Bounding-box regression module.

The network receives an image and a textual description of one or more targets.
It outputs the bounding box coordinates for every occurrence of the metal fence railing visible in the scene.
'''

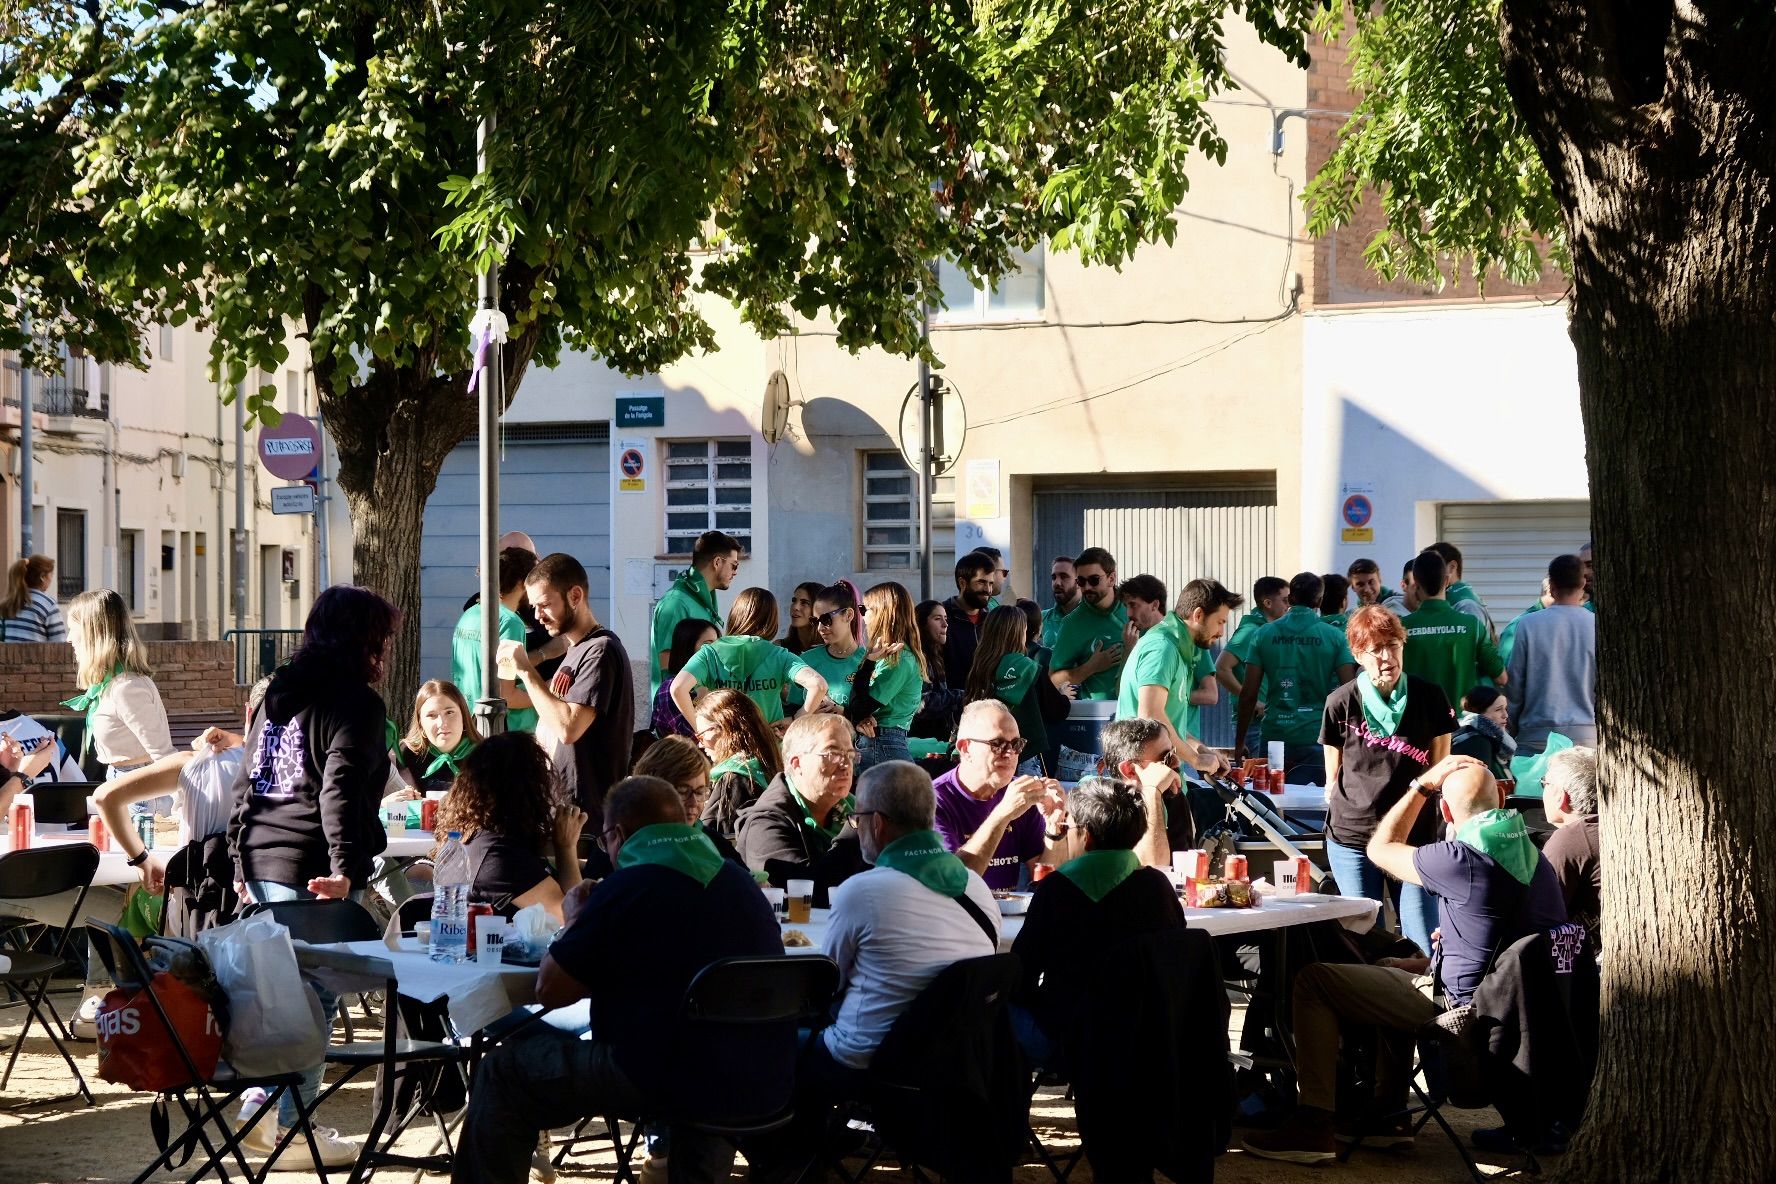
[225,628,304,686]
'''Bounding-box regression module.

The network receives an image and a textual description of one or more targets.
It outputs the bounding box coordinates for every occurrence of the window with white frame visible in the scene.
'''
[664,439,753,555]
[933,244,1046,320]
[860,451,956,571]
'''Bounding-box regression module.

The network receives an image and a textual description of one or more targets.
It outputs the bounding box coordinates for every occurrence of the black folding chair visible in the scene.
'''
[86,921,325,1184]
[0,842,99,1107]
[554,955,841,1181]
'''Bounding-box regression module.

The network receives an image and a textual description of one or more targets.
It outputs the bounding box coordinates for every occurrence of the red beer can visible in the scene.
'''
[1225,854,1249,880]
[421,797,440,833]
[466,902,495,957]
[1269,768,1285,795]
[1031,863,1056,882]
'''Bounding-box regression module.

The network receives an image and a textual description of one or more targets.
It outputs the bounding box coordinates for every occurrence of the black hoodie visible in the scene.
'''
[228,655,390,888]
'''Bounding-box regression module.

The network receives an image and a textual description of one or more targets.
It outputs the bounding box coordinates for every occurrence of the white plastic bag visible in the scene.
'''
[196,914,327,1077]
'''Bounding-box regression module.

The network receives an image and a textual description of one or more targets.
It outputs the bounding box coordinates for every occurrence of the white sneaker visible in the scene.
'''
[68,994,103,1041]
[531,1131,558,1184]
[235,1093,277,1155]
[267,1125,360,1170]
[638,1154,669,1184]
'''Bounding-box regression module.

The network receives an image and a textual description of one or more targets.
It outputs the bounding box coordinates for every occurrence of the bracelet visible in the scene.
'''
[126,849,150,868]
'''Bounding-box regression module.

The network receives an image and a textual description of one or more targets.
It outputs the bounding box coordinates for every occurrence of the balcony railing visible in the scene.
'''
[1,360,109,419]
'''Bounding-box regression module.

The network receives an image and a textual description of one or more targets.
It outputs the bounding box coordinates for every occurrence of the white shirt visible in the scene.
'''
[820,864,999,1069]
[88,673,176,768]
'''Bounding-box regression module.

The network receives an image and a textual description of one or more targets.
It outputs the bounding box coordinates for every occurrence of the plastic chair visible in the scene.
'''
[554,955,841,1180]
[85,921,325,1183]
[0,842,100,1107]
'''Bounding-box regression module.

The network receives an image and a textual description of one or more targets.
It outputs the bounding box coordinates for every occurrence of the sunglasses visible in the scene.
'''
[1079,574,1108,588]
[816,607,851,627]
[962,736,1027,758]
[846,809,881,830]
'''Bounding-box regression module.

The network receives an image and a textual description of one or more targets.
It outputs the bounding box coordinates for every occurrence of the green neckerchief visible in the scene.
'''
[676,569,721,623]
[62,664,123,760]
[873,829,970,898]
[617,822,725,887]
[1057,848,1142,903]
[709,753,769,789]
[384,717,400,751]
[422,736,475,779]
[1356,670,1409,737]
[994,652,1039,707]
[1454,808,1539,885]
[788,775,853,839]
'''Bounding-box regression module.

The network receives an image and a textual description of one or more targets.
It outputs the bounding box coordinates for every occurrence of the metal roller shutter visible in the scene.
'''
[1436,500,1591,625]
[418,423,611,684]
[1032,485,1277,747]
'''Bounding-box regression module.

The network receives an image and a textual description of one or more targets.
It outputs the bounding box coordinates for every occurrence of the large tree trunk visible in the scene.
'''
[1500,4,1776,1178]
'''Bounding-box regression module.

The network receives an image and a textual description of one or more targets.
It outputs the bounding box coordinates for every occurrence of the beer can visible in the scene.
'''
[421,797,440,833]
[136,816,157,853]
[466,902,495,957]
[1269,768,1285,795]
[1225,853,1249,880]
[1031,863,1056,882]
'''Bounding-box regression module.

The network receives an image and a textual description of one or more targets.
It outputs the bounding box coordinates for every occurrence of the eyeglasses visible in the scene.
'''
[1158,750,1181,770]
[961,736,1027,758]
[815,607,851,627]
[1078,574,1108,588]
[808,749,859,768]
[846,809,881,830]
[600,825,623,844]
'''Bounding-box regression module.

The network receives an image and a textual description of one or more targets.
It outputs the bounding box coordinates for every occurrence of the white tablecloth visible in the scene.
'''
[301,937,536,1036]
[780,891,1377,957]
[5,826,438,890]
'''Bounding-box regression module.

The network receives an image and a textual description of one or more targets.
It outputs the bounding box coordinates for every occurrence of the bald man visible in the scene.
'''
[1242,757,1567,1164]
[458,776,784,1183]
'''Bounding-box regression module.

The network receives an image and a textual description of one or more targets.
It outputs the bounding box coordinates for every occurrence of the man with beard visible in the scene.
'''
[941,551,997,691]
[1041,556,1081,650]
[1116,577,1240,775]
[1048,547,1129,699]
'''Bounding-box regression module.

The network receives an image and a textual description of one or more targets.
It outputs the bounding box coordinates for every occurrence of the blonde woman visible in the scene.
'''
[63,590,175,813]
[0,555,67,643]
[858,581,928,770]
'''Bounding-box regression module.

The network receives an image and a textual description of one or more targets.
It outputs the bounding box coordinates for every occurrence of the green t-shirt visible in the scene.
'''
[450,603,538,733]
[1402,598,1504,715]
[1223,609,1274,704]
[1184,647,1216,739]
[1051,599,1129,700]
[683,635,806,724]
[870,649,925,732]
[649,571,723,698]
[799,644,866,707]
[1247,606,1354,746]
[1115,612,1199,741]
[1040,601,1076,650]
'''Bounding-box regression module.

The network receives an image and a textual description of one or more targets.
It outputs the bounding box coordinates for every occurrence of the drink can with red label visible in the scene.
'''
[89,808,109,853]
[1031,863,1056,882]
[421,797,440,833]
[1225,853,1249,880]
[466,902,495,957]
[1269,768,1286,795]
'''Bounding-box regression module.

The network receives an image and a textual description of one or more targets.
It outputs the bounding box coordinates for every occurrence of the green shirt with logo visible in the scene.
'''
[1247,606,1354,746]
[1040,601,1076,650]
[683,635,807,724]
[1115,612,1199,741]
[1223,610,1275,704]
[799,645,866,708]
[649,570,723,698]
[450,603,538,733]
[1402,598,1505,714]
[1051,599,1129,700]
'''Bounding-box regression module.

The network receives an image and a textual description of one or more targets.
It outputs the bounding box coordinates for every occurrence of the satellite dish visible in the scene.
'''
[761,370,800,444]
[898,376,966,477]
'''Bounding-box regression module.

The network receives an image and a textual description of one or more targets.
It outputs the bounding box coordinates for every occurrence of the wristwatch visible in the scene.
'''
[126,849,150,868]
[1411,777,1437,799]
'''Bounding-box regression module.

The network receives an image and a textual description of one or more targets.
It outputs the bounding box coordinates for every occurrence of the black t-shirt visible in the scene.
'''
[550,628,635,825]
[396,745,458,796]
[547,860,789,1116]
[1541,815,1601,936]
[463,829,552,915]
[1010,865,1185,1034]
[1413,841,1567,1005]
[1319,675,1455,849]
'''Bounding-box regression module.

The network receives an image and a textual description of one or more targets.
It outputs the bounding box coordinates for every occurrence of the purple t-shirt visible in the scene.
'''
[932,767,1047,891]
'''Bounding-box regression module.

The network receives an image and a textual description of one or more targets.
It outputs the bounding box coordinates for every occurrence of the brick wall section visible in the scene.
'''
[1301,21,1569,307]
[0,642,244,715]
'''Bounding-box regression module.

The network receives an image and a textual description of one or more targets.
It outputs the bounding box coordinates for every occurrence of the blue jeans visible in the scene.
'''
[1324,838,1439,960]
[245,880,355,1128]
[856,727,910,771]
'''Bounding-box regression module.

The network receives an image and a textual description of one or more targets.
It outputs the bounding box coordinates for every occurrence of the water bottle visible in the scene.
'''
[430,830,471,963]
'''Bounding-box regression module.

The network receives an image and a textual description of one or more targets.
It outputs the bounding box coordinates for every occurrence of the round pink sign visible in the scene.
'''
[257,415,322,481]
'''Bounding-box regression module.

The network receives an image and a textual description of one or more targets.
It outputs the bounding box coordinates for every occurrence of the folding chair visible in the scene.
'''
[553,955,841,1182]
[284,943,469,1183]
[86,921,326,1184]
[0,842,99,1107]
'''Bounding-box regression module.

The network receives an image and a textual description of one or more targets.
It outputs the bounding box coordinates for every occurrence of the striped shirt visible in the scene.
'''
[0,589,68,643]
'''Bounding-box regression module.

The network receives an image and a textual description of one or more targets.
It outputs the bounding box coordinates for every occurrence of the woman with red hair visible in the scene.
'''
[1317,605,1454,957]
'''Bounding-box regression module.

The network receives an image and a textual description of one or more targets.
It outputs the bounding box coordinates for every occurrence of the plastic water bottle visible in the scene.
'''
[430,830,471,963]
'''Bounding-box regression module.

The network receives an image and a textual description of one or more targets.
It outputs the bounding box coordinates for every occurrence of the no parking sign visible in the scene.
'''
[618,444,646,493]
[1339,483,1374,544]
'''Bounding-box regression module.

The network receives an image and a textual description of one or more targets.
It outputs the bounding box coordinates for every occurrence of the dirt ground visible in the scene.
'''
[0,989,1534,1184]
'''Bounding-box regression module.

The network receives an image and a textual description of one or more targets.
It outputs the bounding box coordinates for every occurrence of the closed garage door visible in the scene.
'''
[419,424,611,683]
[1032,485,1276,747]
[1436,500,1590,626]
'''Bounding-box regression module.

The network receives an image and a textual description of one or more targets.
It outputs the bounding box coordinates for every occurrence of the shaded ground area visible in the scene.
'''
[0,992,1536,1183]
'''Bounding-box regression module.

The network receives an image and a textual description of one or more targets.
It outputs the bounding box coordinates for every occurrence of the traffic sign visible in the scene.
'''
[271,484,316,515]
[1341,494,1373,529]
[618,445,646,493]
[259,415,322,481]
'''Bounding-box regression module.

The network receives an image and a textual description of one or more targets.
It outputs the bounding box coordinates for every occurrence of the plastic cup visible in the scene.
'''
[414,920,432,949]
[1267,742,1286,771]
[761,887,786,919]
[477,920,508,966]
[786,879,815,924]
[1273,859,1299,896]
